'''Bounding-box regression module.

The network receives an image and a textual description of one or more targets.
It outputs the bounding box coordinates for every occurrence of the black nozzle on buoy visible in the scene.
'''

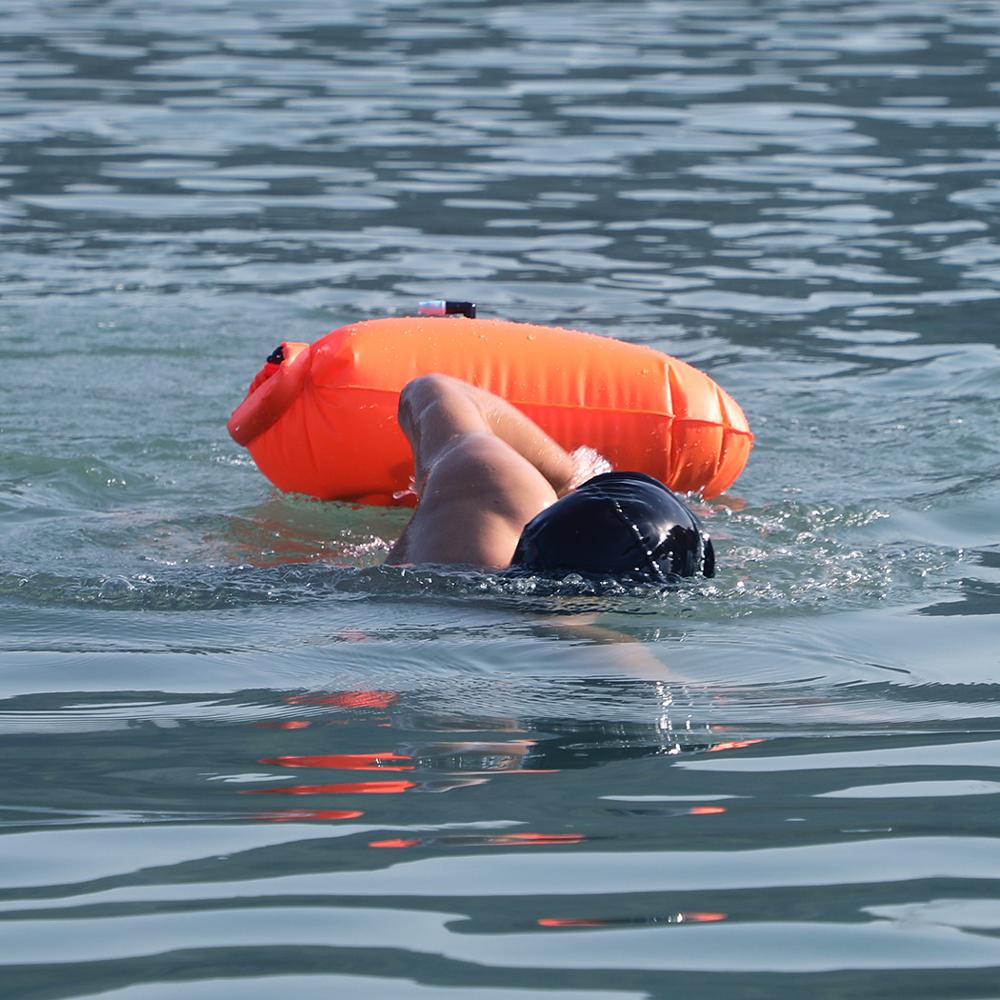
[418,300,477,319]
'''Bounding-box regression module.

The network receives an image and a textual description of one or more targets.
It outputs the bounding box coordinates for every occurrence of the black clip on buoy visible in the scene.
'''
[266,345,285,365]
[418,300,477,319]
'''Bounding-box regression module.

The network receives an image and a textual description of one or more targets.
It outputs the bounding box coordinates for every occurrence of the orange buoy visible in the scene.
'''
[227,315,753,505]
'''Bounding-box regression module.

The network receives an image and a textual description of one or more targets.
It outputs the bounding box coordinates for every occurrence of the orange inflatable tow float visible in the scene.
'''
[227,303,753,506]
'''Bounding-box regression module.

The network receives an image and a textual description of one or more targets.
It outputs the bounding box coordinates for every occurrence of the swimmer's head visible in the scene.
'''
[509,471,715,583]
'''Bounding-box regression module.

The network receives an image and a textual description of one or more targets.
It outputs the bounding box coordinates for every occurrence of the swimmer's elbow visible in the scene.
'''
[399,375,485,446]
[401,374,456,405]
[398,374,455,432]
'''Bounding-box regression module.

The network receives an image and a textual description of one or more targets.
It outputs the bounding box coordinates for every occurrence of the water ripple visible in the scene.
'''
[4,1,1000,997]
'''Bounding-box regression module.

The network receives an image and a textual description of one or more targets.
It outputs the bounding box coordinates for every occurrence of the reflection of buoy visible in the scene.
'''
[227,316,753,505]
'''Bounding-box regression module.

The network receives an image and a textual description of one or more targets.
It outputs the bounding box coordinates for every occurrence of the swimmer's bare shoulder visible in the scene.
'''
[386,375,573,569]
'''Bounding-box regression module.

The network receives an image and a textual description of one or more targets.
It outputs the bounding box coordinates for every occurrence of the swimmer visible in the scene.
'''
[386,374,715,581]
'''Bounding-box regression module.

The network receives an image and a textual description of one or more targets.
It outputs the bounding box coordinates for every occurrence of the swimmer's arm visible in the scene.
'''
[387,375,575,568]
[387,433,554,567]
[397,374,578,496]
[543,614,695,683]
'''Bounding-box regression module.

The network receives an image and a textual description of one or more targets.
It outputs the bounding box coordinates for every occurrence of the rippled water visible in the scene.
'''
[3,0,1000,997]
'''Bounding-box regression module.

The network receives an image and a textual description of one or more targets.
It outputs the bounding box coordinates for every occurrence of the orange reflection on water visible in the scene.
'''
[492,832,584,846]
[366,830,584,849]
[706,739,766,753]
[537,918,608,928]
[247,780,416,796]
[261,753,415,771]
[257,808,364,822]
[688,806,727,816]
[254,720,312,730]
[336,630,369,643]
[538,911,728,928]
[285,691,397,709]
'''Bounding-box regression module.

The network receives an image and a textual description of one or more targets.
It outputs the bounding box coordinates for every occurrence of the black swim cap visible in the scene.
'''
[510,472,715,582]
